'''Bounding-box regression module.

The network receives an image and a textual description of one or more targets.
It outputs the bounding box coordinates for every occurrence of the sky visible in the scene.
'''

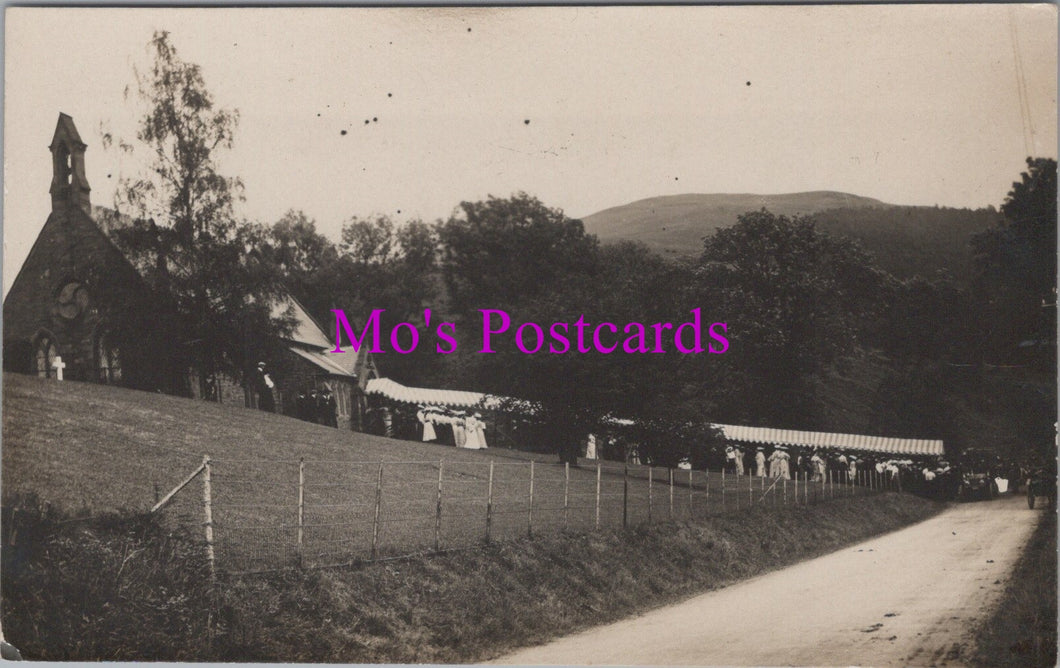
[4,5,1057,295]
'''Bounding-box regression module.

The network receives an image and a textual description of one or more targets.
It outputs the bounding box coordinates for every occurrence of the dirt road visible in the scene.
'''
[494,495,1044,666]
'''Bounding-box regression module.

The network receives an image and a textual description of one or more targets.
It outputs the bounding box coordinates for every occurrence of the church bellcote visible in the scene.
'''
[49,113,91,215]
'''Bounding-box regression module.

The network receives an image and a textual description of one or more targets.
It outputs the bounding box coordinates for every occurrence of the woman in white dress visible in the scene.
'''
[452,411,468,448]
[418,406,437,442]
[473,413,488,449]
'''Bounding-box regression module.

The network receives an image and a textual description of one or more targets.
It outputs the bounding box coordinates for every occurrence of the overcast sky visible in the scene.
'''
[4,5,1056,295]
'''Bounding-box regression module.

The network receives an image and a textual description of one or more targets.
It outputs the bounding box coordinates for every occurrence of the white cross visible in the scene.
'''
[52,355,66,381]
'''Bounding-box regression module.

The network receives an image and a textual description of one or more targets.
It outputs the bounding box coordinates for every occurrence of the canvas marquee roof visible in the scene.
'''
[366,379,943,456]
[364,377,537,412]
[712,424,944,456]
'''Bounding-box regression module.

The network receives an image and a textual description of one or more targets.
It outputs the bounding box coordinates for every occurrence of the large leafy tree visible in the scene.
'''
[328,215,440,383]
[108,32,291,389]
[972,157,1057,365]
[260,210,341,321]
[692,210,886,426]
[437,193,600,321]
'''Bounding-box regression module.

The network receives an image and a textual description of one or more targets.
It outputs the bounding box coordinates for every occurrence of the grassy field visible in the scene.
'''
[2,373,876,571]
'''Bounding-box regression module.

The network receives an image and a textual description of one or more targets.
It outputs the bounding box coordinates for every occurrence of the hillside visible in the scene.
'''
[1,373,537,514]
[581,191,888,251]
[581,192,997,282]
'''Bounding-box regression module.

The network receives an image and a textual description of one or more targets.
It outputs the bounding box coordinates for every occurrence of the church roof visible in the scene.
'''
[50,112,85,148]
[271,295,334,350]
[92,206,337,357]
[288,346,354,377]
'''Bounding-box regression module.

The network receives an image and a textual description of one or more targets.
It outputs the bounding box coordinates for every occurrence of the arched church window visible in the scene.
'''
[96,334,122,384]
[35,336,58,379]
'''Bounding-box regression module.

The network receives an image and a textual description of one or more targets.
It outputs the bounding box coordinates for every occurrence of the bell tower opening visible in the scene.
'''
[49,113,91,215]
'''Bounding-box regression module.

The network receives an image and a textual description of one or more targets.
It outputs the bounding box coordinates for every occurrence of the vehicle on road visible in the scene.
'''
[955,448,999,502]
[1026,466,1057,509]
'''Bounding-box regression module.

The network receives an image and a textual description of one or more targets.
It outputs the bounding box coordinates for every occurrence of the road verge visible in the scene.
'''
[2,490,942,661]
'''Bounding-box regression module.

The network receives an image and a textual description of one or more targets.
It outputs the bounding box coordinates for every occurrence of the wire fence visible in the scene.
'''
[155,455,897,575]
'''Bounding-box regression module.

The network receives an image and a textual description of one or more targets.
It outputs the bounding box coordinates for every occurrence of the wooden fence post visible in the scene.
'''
[371,462,383,560]
[783,477,788,505]
[486,460,494,542]
[794,470,799,505]
[563,461,569,531]
[688,468,694,519]
[647,466,653,524]
[721,468,726,512]
[434,460,444,551]
[297,458,305,553]
[595,462,602,529]
[528,460,535,539]
[622,464,629,529]
[749,470,753,506]
[202,455,215,582]
[669,468,674,519]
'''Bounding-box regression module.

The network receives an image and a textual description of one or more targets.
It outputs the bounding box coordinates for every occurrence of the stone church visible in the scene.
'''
[3,113,376,430]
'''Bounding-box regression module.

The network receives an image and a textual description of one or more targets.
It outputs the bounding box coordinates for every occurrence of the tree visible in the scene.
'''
[260,210,341,322]
[692,210,886,425]
[323,215,440,384]
[107,32,292,389]
[436,193,600,321]
[972,157,1057,365]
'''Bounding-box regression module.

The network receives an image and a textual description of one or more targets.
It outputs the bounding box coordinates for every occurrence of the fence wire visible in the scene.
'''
[169,457,889,574]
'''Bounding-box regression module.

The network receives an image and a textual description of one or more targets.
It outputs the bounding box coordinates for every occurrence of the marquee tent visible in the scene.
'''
[712,424,944,456]
[364,377,538,413]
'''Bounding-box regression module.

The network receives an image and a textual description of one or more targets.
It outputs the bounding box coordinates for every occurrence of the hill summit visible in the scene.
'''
[581,191,890,254]
[580,191,996,282]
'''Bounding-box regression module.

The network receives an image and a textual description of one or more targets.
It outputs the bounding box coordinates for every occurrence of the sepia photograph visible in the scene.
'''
[1,5,1057,665]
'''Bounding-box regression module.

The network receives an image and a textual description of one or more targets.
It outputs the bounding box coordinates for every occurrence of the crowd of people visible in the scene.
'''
[362,403,489,450]
[293,386,338,427]
[715,444,1042,501]
[417,407,488,449]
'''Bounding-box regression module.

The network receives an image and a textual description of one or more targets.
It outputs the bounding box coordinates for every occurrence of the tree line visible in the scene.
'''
[108,32,1057,463]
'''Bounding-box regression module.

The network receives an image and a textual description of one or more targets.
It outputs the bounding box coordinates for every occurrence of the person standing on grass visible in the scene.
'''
[755,447,767,477]
[418,406,437,442]
[452,411,468,448]
[811,450,825,482]
[778,446,792,480]
[295,388,311,421]
[320,387,337,427]
[255,361,275,413]
[733,445,745,476]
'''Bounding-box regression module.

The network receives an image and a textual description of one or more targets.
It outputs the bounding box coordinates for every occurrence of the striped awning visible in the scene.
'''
[364,377,537,413]
[712,424,944,456]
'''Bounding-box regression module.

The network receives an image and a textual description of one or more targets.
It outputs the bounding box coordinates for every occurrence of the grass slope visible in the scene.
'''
[968,512,1057,666]
[2,372,553,514]
[7,373,847,572]
[2,492,942,662]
